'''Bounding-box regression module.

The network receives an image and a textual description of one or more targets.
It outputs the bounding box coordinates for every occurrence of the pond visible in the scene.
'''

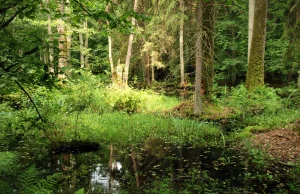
[34,139,293,193]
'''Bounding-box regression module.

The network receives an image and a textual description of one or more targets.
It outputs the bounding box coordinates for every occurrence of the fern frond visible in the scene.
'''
[19,166,40,190]
[19,166,61,194]
[0,180,13,194]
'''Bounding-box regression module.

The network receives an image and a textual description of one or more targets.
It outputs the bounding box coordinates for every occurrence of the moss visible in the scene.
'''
[246,0,268,92]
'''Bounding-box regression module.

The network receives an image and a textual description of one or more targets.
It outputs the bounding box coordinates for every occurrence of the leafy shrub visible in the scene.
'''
[144,178,174,194]
[225,85,282,118]
[0,152,19,176]
[275,86,300,108]
[113,94,140,113]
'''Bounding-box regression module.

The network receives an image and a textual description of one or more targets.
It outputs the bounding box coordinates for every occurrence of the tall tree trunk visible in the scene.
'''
[194,0,203,115]
[57,0,67,79]
[179,0,185,87]
[124,0,139,86]
[298,61,300,88]
[84,18,89,68]
[65,0,72,67]
[151,55,155,83]
[202,0,215,96]
[67,34,72,65]
[79,31,85,68]
[106,5,115,82]
[46,0,54,74]
[231,27,237,85]
[246,0,268,92]
[147,54,151,86]
[248,0,255,62]
[43,46,50,74]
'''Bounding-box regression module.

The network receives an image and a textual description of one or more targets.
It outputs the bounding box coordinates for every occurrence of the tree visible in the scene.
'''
[284,0,300,88]
[106,3,115,82]
[84,18,89,68]
[194,0,203,115]
[179,0,185,87]
[57,0,68,79]
[123,0,139,86]
[202,0,215,96]
[79,27,85,68]
[79,17,89,69]
[214,0,248,86]
[246,0,268,91]
[45,0,55,74]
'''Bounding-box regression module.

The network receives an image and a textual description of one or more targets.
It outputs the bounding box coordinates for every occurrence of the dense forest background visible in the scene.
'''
[0,0,300,193]
[1,0,299,92]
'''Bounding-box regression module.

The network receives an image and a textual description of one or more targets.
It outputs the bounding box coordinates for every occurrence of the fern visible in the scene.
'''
[19,166,61,194]
[0,180,13,194]
[19,166,40,192]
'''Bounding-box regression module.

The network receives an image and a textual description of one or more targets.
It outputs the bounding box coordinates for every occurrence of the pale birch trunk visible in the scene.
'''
[67,34,72,65]
[106,5,115,81]
[124,0,139,86]
[248,0,255,62]
[46,0,54,74]
[57,0,67,79]
[84,19,89,68]
[108,36,114,75]
[246,0,268,91]
[79,31,84,68]
[194,0,203,115]
[179,0,185,87]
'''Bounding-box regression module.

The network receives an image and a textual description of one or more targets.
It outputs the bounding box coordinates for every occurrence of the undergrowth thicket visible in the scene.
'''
[0,74,299,193]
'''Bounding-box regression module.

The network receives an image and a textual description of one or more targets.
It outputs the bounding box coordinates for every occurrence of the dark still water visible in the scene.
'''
[33,140,297,194]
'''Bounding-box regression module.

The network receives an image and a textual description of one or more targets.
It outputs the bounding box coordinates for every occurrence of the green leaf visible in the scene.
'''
[10,76,18,81]
[74,188,84,194]
[40,9,50,15]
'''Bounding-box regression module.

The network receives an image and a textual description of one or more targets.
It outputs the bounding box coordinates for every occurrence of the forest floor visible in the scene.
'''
[252,120,300,163]
[170,100,300,163]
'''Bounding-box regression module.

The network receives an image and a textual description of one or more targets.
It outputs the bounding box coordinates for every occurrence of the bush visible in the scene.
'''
[113,94,140,113]
[224,85,283,118]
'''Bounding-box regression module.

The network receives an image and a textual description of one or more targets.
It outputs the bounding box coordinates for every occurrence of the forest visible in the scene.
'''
[0,0,300,193]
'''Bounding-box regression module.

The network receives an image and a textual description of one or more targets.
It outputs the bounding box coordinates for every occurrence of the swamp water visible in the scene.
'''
[32,140,293,194]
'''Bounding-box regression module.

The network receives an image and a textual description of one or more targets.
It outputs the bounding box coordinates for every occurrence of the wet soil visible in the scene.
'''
[252,120,300,163]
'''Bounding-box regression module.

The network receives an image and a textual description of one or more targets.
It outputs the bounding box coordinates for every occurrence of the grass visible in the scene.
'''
[48,111,223,148]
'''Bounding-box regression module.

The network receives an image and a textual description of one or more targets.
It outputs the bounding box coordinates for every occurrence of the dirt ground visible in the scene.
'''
[252,120,300,163]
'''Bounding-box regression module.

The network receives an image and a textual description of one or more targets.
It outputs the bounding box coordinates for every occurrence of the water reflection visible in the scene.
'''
[91,162,121,192]
[41,141,293,193]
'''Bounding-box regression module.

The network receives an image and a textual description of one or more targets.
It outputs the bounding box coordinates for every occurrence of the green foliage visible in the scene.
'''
[144,178,174,194]
[276,86,300,108]
[224,85,283,118]
[0,180,13,194]
[169,117,222,146]
[0,152,19,176]
[74,188,85,194]
[181,168,226,194]
[19,166,61,194]
[112,92,140,113]
[287,165,300,192]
